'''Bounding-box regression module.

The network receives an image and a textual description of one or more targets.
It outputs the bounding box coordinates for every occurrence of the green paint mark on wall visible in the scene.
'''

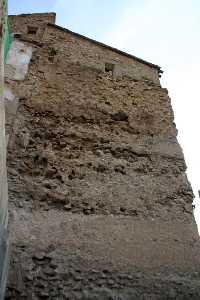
[3,21,12,62]
[2,0,12,62]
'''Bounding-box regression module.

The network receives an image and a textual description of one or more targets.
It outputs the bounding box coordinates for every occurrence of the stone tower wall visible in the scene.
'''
[5,13,200,300]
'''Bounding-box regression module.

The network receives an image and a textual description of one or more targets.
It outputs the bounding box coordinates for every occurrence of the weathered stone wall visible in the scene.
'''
[5,13,200,300]
[44,24,161,84]
[9,13,56,41]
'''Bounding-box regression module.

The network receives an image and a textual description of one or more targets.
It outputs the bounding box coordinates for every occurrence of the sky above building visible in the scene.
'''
[8,0,200,227]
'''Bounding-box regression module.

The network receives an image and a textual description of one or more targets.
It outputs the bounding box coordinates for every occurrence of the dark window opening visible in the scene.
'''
[48,48,58,62]
[13,33,22,38]
[105,63,115,75]
[27,26,38,35]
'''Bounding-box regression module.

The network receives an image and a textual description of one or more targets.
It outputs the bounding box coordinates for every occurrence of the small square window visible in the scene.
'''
[14,33,22,38]
[27,26,38,35]
[105,63,115,73]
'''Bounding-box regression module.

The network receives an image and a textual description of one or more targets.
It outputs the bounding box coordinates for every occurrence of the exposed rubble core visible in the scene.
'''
[4,13,200,299]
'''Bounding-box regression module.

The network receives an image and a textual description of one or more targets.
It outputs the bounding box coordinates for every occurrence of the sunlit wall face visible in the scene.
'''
[8,0,200,228]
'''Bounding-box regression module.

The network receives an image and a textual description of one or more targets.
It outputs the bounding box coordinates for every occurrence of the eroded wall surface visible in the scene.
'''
[5,14,200,300]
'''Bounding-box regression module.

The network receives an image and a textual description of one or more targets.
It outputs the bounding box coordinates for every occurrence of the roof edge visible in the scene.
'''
[9,12,56,18]
[47,23,163,73]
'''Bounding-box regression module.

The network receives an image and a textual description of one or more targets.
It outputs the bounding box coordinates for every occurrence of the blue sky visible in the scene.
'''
[8,0,200,227]
[9,0,55,15]
[9,0,140,40]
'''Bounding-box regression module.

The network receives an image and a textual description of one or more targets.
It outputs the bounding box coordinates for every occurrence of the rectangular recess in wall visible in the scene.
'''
[27,26,38,35]
[105,62,115,75]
